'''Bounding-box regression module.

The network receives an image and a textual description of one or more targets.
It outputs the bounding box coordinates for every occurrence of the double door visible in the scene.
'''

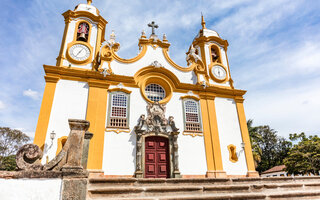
[145,136,170,178]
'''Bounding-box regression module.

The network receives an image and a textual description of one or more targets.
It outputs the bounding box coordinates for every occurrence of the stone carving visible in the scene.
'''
[136,102,170,134]
[186,45,202,65]
[134,102,181,178]
[150,60,163,68]
[169,116,179,132]
[186,45,207,85]
[16,119,91,173]
[16,144,43,170]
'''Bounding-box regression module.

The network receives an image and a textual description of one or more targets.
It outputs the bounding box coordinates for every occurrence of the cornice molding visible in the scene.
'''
[62,10,108,27]
[180,95,200,101]
[108,88,132,94]
[44,75,60,83]
[43,65,246,98]
[87,79,110,89]
[193,36,229,50]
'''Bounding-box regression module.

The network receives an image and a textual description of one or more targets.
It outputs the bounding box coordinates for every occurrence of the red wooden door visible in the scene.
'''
[145,136,170,178]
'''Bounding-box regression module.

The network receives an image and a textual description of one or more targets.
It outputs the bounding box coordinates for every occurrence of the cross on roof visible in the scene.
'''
[148,21,159,35]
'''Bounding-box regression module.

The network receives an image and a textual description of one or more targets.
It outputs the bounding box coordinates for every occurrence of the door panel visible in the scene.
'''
[145,136,170,178]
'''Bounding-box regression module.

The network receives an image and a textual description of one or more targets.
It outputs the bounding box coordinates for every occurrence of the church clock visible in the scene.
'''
[209,64,227,82]
[68,43,91,62]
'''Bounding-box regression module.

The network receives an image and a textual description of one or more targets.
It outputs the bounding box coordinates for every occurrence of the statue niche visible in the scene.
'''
[134,102,181,178]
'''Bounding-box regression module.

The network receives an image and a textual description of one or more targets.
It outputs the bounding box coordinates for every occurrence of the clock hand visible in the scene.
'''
[75,49,84,57]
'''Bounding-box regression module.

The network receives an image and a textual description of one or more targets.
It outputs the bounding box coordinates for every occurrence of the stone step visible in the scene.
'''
[88,176,320,187]
[88,182,320,198]
[87,177,320,200]
[90,190,320,200]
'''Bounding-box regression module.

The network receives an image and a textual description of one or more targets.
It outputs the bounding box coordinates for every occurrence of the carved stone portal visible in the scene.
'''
[135,102,181,178]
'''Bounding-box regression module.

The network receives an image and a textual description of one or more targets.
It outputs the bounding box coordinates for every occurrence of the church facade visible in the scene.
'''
[33,1,258,178]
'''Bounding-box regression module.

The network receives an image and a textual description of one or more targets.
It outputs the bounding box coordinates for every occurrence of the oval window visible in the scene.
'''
[145,84,166,102]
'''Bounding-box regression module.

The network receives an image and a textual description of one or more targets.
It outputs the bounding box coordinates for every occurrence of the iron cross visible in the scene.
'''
[148,21,159,35]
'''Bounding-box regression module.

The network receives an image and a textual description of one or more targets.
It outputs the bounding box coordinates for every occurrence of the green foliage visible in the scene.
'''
[247,119,262,168]
[0,127,30,171]
[0,155,17,171]
[247,120,292,173]
[284,134,320,175]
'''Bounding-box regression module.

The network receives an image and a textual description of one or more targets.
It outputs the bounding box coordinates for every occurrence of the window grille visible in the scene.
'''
[183,99,202,132]
[108,92,129,128]
[145,84,165,102]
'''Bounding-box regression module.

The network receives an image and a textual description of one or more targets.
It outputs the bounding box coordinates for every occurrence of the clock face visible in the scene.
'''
[68,44,90,62]
[211,65,227,80]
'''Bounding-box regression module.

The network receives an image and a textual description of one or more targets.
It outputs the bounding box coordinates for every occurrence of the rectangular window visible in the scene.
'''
[108,92,129,128]
[183,99,202,132]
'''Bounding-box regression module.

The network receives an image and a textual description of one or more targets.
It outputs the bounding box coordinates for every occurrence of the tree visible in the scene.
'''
[247,120,292,173]
[284,133,320,175]
[0,127,30,170]
[247,120,262,168]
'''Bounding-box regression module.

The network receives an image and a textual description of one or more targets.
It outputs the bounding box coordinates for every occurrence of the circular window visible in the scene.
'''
[145,84,166,102]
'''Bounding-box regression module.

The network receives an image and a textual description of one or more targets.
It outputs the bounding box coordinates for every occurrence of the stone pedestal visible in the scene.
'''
[206,170,227,178]
[247,171,260,177]
[82,132,93,169]
[62,119,89,172]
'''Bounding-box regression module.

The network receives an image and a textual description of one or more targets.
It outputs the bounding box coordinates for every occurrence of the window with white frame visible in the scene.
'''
[145,83,166,102]
[108,92,129,128]
[183,99,202,132]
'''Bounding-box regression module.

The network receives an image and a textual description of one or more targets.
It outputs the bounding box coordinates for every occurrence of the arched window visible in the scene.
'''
[145,84,166,102]
[183,99,202,132]
[77,22,90,42]
[107,92,130,128]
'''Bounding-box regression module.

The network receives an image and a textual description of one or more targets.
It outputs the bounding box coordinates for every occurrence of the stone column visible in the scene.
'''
[62,119,90,172]
[81,132,93,170]
[172,132,181,178]
[135,132,143,178]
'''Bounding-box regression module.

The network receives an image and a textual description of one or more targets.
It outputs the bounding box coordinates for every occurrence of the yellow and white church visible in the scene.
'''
[33,0,259,178]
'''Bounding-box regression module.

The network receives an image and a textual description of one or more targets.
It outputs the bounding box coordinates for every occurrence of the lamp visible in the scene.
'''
[50,131,56,141]
[237,142,245,158]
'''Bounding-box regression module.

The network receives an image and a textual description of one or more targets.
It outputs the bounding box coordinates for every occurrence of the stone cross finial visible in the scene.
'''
[148,21,159,35]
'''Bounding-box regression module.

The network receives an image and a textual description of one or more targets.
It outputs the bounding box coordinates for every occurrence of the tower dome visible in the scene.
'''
[74,0,99,16]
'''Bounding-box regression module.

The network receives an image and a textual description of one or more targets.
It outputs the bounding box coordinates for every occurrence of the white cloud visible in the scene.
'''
[245,78,320,137]
[23,89,40,100]
[0,100,5,110]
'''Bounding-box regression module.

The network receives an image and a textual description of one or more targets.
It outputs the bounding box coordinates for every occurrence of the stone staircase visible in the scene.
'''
[87,176,320,200]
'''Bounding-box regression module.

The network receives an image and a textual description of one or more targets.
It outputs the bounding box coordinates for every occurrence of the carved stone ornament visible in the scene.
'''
[186,45,206,81]
[134,102,181,178]
[150,60,163,68]
[16,119,91,172]
[16,144,43,170]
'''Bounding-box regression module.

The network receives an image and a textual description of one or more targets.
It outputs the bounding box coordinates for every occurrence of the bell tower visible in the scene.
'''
[191,15,234,88]
[56,0,107,70]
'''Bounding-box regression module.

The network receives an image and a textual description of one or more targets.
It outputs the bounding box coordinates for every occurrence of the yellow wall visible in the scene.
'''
[200,98,216,174]
[33,76,59,149]
[235,98,259,177]
[86,80,109,169]
[200,95,226,177]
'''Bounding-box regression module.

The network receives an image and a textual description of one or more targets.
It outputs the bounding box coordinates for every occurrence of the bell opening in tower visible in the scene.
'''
[77,22,89,42]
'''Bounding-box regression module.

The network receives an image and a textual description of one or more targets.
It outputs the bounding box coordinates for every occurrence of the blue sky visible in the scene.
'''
[0,0,319,139]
